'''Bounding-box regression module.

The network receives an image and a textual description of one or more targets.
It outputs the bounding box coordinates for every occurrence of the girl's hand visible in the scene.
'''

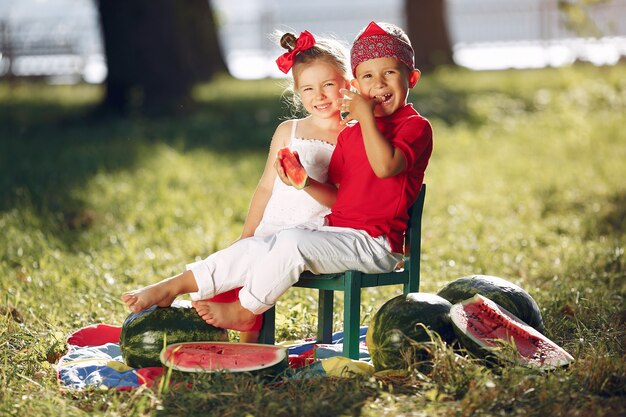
[276,148,309,189]
[337,88,380,126]
[274,153,292,186]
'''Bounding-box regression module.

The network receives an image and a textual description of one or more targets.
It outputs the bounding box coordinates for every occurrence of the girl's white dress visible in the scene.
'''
[254,120,335,237]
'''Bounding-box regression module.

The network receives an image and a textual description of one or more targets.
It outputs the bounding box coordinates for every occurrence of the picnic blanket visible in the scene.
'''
[57,323,372,390]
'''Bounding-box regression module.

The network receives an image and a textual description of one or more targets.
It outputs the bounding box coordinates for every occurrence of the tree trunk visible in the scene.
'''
[97,0,226,116]
[405,0,455,72]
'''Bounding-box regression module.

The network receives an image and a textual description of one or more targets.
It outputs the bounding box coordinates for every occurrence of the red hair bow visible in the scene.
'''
[276,31,316,74]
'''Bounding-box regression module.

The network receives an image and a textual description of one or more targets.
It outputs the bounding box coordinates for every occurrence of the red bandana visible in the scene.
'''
[276,31,316,74]
[350,21,414,76]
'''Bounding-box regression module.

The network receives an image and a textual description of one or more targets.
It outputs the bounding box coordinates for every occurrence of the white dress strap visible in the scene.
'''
[290,119,298,141]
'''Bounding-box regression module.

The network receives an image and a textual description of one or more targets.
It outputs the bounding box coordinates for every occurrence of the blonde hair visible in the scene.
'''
[277,32,349,115]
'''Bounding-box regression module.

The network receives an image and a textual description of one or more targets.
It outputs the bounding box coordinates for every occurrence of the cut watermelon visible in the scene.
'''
[120,301,228,368]
[438,274,545,333]
[278,147,309,189]
[450,294,574,369]
[160,342,288,374]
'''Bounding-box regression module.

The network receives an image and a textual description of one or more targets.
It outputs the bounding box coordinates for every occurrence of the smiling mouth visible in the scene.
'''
[375,93,393,104]
[315,103,331,110]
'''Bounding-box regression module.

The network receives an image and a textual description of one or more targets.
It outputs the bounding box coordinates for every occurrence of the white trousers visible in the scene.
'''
[186,222,402,315]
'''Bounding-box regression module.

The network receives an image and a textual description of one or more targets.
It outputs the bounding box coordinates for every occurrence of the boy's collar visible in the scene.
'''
[375,103,416,122]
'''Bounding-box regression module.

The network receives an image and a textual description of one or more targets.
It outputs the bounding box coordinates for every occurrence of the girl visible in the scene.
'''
[122,30,351,343]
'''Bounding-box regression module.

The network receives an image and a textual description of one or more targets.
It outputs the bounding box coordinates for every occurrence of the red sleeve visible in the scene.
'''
[392,118,433,171]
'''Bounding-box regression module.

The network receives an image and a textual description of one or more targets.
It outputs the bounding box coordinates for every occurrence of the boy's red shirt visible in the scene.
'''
[326,104,433,253]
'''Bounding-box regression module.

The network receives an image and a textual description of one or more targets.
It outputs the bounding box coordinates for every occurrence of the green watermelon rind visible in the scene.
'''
[120,303,229,368]
[367,293,455,371]
[160,342,289,374]
[437,275,545,333]
[450,294,574,370]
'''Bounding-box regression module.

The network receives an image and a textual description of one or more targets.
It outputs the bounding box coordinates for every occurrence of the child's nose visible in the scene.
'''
[372,75,385,87]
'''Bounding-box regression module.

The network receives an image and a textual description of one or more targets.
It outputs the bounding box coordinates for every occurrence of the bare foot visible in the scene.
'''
[192,299,257,332]
[121,282,177,313]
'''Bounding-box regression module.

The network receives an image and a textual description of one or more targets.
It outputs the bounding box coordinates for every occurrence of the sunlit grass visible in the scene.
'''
[1,64,625,416]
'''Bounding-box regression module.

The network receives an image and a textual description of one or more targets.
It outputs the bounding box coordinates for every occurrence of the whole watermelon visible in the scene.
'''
[366,293,455,371]
[437,275,545,333]
[120,300,229,368]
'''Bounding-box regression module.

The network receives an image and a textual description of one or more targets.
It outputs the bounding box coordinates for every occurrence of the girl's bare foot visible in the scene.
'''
[121,282,177,313]
[192,300,257,332]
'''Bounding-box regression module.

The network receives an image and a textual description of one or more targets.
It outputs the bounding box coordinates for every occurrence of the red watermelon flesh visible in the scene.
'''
[278,147,309,189]
[160,342,288,373]
[451,295,574,369]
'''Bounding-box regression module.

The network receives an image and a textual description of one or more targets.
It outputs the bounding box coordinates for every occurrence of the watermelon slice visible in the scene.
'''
[160,342,288,374]
[278,147,309,189]
[450,294,574,369]
[438,274,545,333]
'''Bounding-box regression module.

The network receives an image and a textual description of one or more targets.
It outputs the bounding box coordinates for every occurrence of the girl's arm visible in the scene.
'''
[239,121,292,239]
[304,178,337,207]
[274,152,338,208]
[338,89,406,178]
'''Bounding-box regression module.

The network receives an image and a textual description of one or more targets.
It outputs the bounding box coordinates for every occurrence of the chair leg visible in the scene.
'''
[343,271,362,359]
[404,276,419,294]
[404,263,420,294]
[318,290,334,344]
[259,307,275,345]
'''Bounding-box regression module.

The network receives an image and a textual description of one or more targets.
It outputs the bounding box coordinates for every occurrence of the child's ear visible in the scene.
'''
[350,79,359,91]
[408,69,421,88]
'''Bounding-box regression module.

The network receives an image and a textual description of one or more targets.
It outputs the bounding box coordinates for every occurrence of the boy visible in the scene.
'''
[122,21,433,332]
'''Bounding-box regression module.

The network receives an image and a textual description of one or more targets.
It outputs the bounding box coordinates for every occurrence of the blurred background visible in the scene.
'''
[1,0,625,116]
[1,0,625,82]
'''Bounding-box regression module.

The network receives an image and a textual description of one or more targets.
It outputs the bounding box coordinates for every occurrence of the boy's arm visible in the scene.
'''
[338,89,406,178]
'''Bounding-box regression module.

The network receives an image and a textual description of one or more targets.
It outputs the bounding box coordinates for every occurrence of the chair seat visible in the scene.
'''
[295,269,410,290]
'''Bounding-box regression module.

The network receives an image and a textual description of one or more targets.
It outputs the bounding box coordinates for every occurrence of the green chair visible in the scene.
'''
[259,185,426,359]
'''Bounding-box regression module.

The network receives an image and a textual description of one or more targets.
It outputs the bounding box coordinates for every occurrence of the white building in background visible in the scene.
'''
[0,0,625,83]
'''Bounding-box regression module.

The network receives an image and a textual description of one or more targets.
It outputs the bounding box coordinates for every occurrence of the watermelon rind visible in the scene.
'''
[120,300,229,368]
[437,275,545,333]
[160,342,289,374]
[367,292,455,371]
[450,294,574,370]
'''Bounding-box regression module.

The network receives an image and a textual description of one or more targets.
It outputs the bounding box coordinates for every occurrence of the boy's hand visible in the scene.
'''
[337,88,380,126]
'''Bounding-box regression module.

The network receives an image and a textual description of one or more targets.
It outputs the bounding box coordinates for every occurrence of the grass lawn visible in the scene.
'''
[0,64,625,416]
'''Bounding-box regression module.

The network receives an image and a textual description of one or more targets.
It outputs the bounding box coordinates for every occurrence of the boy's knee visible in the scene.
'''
[274,229,305,250]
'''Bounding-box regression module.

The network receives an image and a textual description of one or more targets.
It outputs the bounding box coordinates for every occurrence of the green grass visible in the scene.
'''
[1,64,625,416]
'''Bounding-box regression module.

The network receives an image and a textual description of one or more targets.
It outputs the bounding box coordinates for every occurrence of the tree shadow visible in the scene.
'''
[0,88,288,252]
[0,92,286,210]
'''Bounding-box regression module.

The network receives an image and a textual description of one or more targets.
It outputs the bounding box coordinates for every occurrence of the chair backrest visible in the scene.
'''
[404,184,426,277]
